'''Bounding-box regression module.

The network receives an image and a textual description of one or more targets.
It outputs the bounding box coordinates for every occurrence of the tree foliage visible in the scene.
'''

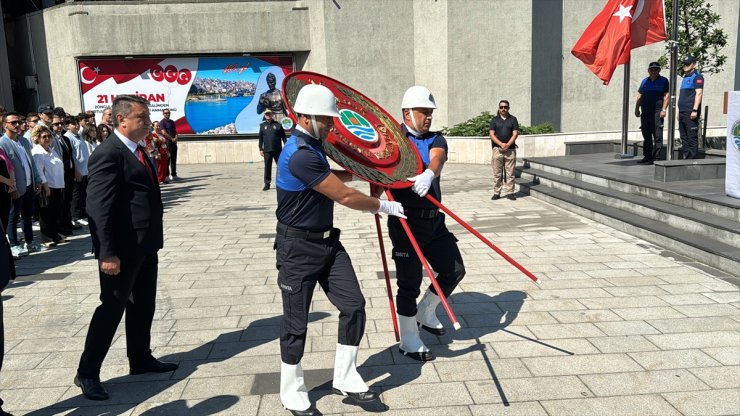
[658,0,727,74]
[442,112,556,137]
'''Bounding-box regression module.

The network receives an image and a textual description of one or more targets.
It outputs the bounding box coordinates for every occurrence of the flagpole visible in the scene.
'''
[666,0,680,160]
[619,61,631,158]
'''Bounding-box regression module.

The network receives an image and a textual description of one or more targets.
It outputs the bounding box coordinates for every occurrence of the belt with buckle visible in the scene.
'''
[277,223,332,241]
[404,208,439,219]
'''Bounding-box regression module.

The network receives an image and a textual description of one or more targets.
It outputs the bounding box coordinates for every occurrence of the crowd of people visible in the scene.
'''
[0,104,179,261]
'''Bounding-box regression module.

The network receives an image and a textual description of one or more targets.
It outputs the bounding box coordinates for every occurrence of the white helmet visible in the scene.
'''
[401,86,437,110]
[293,84,340,117]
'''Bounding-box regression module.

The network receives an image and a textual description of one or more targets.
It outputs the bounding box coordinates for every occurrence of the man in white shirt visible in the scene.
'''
[64,116,90,226]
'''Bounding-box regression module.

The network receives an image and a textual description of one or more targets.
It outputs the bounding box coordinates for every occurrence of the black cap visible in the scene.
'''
[37,104,53,114]
[682,55,696,65]
[648,61,661,69]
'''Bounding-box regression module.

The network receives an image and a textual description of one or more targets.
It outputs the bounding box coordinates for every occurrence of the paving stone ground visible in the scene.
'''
[1,162,738,416]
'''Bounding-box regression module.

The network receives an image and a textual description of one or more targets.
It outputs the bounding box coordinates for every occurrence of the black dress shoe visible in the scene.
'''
[287,405,322,416]
[491,194,500,200]
[74,375,109,401]
[59,228,74,236]
[263,183,270,191]
[506,194,517,201]
[129,358,179,375]
[636,157,652,164]
[332,387,380,403]
[399,348,436,362]
[419,323,446,336]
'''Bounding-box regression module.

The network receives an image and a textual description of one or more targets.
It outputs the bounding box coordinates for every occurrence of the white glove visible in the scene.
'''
[407,168,435,197]
[373,200,407,219]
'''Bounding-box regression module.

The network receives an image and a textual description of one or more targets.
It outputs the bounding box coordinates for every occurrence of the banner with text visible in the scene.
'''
[79,55,294,135]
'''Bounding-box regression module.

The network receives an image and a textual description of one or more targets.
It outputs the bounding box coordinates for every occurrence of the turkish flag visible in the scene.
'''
[571,0,667,85]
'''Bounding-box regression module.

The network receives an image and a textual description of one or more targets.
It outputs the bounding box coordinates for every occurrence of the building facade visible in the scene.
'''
[1,0,738,134]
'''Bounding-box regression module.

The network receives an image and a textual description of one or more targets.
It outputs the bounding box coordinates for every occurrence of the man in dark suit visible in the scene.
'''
[75,95,177,401]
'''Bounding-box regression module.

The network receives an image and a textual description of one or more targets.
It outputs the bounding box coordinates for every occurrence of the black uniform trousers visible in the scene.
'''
[263,150,281,185]
[388,213,466,317]
[640,111,663,160]
[678,112,700,159]
[77,252,158,378]
[276,228,365,365]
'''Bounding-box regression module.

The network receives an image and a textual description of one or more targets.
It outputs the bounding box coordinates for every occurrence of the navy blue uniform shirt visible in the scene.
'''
[638,76,669,113]
[391,124,447,209]
[275,130,333,231]
[678,71,704,114]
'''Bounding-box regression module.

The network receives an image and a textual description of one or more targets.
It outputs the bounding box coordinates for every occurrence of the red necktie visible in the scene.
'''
[137,146,156,184]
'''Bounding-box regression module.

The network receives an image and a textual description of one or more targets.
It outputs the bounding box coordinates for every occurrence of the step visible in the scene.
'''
[524,158,739,222]
[516,179,740,277]
[518,167,740,249]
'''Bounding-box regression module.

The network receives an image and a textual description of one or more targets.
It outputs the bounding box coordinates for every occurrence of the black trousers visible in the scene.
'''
[263,150,281,184]
[678,112,700,159]
[388,214,466,317]
[0,193,10,235]
[77,252,158,378]
[71,176,88,220]
[62,170,74,228]
[276,229,365,365]
[640,111,663,160]
[168,143,178,176]
[39,188,64,241]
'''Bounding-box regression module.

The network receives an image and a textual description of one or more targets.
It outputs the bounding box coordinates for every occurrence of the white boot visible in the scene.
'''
[331,344,379,403]
[398,315,435,362]
[332,344,368,393]
[416,288,446,335]
[280,361,311,411]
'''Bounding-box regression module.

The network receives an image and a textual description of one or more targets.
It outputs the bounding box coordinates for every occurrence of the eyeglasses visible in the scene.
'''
[5,120,20,126]
[163,112,170,115]
[29,119,39,123]
[499,106,509,109]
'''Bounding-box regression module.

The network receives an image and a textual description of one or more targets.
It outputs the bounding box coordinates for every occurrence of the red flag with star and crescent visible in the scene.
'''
[571,0,667,84]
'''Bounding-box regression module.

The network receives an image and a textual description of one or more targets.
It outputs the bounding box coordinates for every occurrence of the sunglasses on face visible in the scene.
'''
[29,119,39,123]
[499,106,509,109]
[5,120,21,126]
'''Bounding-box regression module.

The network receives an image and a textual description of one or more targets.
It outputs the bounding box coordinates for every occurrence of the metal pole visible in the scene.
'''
[666,0,680,160]
[621,61,631,156]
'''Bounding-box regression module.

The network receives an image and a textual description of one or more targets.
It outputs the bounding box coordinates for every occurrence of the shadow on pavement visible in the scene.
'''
[25,312,330,416]
[362,291,530,406]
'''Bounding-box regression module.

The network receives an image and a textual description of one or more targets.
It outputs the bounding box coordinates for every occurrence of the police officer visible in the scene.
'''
[388,86,466,362]
[634,62,669,163]
[677,55,704,159]
[275,84,405,416]
[258,109,286,191]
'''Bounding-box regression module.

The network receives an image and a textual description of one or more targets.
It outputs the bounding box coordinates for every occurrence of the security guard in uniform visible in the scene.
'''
[388,86,466,362]
[677,55,704,159]
[258,109,286,190]
[275,84,406,416]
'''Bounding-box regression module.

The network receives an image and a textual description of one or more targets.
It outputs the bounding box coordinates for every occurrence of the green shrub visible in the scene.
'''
[442,112,557,136]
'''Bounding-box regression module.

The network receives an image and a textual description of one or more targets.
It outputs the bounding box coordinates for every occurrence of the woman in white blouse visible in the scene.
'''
[30,126,66,246]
